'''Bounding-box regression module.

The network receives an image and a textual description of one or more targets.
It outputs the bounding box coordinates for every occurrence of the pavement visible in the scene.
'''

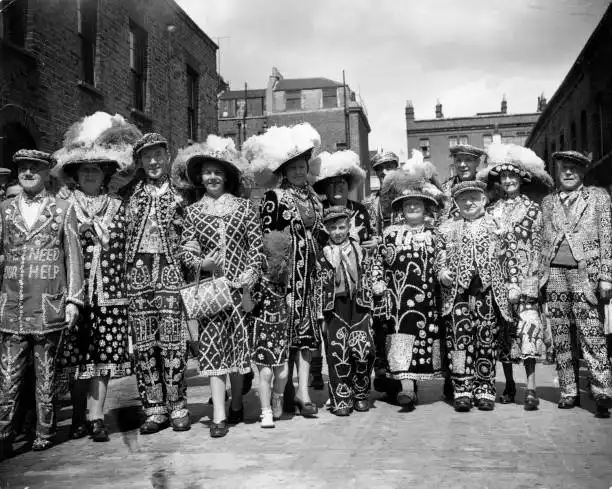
[1,360,611,489]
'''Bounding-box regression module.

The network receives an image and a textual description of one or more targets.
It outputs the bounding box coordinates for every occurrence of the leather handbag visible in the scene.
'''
[180,263,235,321]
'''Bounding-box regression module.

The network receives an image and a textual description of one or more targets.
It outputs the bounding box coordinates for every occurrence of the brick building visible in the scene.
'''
[218,67,371,200]
[0,0,219,175]
[406,98,543,182]
[526,4,612,185]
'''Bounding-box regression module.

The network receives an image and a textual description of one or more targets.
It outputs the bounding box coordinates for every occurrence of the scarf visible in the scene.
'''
[73,189,111,250]
[325,240,358,297]
[558,185,583,209]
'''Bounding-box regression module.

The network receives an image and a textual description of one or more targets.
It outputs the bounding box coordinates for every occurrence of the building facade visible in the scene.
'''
[406,98,543,182]
[218,67,371,200]
[526,4,612,186]
[0,0,219,175]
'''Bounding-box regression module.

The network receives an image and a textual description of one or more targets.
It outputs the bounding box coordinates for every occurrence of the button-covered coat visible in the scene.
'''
[0,196,85,334]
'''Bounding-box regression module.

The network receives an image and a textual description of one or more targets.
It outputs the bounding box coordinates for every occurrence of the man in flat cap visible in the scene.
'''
[0,149,84,459]
[540,150,612,418]
[440,144,486,222]
[125,133,191,434]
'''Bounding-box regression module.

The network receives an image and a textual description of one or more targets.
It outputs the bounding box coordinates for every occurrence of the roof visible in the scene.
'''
[219,89,267,100]
[407,112,540,135]
[526,4,611,147]
[275,77,342,92]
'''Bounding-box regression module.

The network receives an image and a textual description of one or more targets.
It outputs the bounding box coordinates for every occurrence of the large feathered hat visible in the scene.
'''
[380,149,444,215]
[312,150,365,194]
[53,112,142,190]
[172,135,250,196]
[478,142,553,190]
[243,123,321,188]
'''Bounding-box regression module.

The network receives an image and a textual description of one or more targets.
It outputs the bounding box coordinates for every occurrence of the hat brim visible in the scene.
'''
[488,163,531,182]
[134,141,168,159]
[371,158,399,170]
[313,173,362,194]
[14,156,55,169]
[273,147,314,174]
[185,155,241,194]
[63,158,119,177]
[552,153,590,168]
[392,192,439,208]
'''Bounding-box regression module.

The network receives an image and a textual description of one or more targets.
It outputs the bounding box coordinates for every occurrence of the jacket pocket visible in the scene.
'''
[42,291,66,326]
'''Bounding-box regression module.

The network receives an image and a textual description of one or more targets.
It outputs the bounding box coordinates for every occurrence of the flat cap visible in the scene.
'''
[13,149,57,169]
[451,179,487,198]
[322,205,352,224]
[371,151,400,169]
[552,150,591,168]
[450,144,486,159]
[132,133,169,160]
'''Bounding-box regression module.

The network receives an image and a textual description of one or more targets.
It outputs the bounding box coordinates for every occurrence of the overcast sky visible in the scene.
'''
[176,0,609,156]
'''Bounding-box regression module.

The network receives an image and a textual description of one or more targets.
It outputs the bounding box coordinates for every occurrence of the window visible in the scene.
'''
[235,99,246,118]
[129,20,148,112]
[186,65,198,141]
[448,136,457,148]
[543,136,549,165]
[218,99,233,118]
[482,134,492,148]
[1,0,27,46]
[247,97,263,117]
[419,138,430,158]
[77,0,97,85]
[580,110,588,152]
[459,135,468,145]
[285,90,301,111]
[569,122,577,150]
[322,87,337,108]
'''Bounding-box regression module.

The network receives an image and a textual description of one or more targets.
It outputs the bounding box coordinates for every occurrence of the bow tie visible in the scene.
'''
[22,191,47,205]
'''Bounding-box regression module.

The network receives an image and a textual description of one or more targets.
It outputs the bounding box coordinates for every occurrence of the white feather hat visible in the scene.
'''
[312,150,365,193]
[243,123,321,188]
[478,142,553,189]
[53,111,142,190]
[173,135,250,195]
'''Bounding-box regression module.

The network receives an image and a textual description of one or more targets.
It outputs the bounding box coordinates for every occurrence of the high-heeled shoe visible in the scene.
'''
[294,397,318,417]
[499,383,516,404]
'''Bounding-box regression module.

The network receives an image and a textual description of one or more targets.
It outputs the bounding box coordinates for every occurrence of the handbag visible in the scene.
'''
[180,262,235,321]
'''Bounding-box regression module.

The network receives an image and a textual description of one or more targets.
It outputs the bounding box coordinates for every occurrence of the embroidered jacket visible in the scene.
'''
[439,178,460,222]
[0,195,85,334]
[435,213,519,321]
[125,180,185,269]
[68,192,128,307]
[321,199,374,244]
[260,185,323,329]
[179,193,263,290]
[539,186,612,305]
[488,194,543,301]
[363,191,389,236]
[316,238,373,316]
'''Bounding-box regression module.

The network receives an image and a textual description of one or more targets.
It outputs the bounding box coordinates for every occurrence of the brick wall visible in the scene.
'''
[0,0,218,170]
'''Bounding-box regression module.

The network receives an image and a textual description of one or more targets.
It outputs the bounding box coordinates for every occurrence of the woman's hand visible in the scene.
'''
[200,250,223,273]
[439,269,454,288]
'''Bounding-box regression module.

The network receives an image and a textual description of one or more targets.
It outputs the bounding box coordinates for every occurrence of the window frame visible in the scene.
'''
[186,64,199,141]
[129,19,148,112]
[285,90,301,111]
[322,87,337,108]
[419,138,431,158]
[77,0,98,86]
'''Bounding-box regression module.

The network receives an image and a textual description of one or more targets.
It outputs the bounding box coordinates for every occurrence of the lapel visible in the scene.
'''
[566,188,589,233]
[8,197,28,235]
[551,193,566,233]
[27,198,56,240]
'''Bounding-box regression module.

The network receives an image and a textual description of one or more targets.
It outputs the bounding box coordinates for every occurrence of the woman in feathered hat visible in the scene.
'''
[479,143,552,411]
[243,123,323,417]
[125,131,191,435]
[54,112,140,443]
[371,151,445,409]
[177,135,263,438]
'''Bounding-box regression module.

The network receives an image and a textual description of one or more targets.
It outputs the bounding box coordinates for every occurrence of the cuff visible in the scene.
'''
[66,297,84,308]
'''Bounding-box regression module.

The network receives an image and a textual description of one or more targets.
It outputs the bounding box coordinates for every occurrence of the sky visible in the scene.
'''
[176,0,610,157]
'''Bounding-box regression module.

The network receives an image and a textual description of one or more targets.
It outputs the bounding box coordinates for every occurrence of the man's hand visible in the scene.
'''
[439,269,454,288]
[361,239,378,250]
[598,280,612,301]
[65,303,79,328]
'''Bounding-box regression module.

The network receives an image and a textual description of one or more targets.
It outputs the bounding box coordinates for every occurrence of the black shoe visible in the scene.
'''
[227,405,244,425]
[477,399,495,411]
[594,394,612,409]
[558,396,580,409]
[171,414,191,432]
[210,421,228,438]
[524,389,540,411]
[333,407,351,417]
[353,400,370,412]
[69,422,90,440]
[397,390,418,410]
[595,406,611,418]
[294,397,318,417]
[242,372,254,396]
[32,437,53,451]
[454,398,472,412]
[139,416,169,435]
[311,375,325,390]
[90,419,110,442]
[499,383,516,404]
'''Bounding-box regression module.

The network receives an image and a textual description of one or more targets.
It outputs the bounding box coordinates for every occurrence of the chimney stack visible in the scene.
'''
[405,100,414,121]
[435,99,443,119]
[501,94,507,114]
